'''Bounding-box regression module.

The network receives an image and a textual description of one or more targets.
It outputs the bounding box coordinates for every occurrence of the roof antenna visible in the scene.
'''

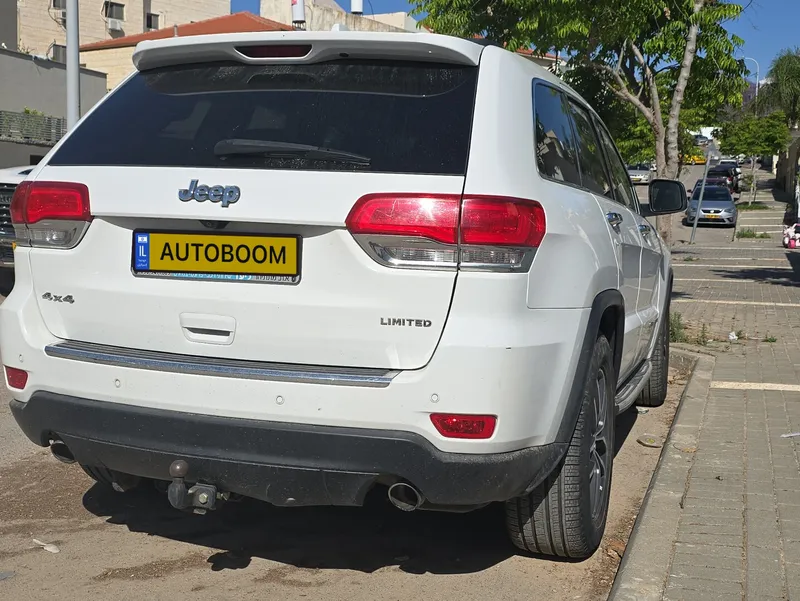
[291,0,306,30]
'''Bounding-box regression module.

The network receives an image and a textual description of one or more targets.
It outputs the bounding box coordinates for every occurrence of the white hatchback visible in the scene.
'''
[2,31,686,558]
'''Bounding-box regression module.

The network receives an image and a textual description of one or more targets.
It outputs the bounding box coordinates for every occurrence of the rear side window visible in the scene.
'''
[533,83,581,187]
[565,101,612,197]
[49,60,478,175]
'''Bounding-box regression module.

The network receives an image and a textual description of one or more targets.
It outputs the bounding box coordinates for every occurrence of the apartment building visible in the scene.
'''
[13,0,229,59]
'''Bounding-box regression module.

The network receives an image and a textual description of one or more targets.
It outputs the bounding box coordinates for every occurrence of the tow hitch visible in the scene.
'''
[166,460,227,514]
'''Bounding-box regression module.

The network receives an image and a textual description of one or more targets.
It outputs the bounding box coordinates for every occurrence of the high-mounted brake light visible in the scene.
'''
[346,193,545,272]
[11,181,92,249]
[430,413,497,439]
[236,45,312,59]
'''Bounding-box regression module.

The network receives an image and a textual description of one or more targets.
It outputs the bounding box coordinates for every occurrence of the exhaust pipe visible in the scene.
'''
[50,440,75,464]
[387,482,424,512]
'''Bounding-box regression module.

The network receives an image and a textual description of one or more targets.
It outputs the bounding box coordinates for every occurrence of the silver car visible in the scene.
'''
[685,186,737,226]
[627,163,651,185]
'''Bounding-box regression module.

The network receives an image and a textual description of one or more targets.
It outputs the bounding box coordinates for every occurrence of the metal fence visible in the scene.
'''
[0,110,67,146]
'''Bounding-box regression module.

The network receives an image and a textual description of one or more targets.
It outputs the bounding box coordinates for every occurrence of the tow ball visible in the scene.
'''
[166,460,227,514]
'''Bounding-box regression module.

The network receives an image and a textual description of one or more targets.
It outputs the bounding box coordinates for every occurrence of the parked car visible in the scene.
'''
[689,177,730,197]
[685,185,737,226]
[707,165,739,193]
[0,165,35,296]
[627,163,652,184]
[2,31,687,559]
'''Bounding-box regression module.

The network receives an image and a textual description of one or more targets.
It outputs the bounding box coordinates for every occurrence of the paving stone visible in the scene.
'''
[677,532,743,547]
[666,575,743,596]
[785,540,800,565]
[672,551,742,572]
[673,542,743,559]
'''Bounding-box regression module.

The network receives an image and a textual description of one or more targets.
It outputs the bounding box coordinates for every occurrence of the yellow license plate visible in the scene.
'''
[706,215,720,219]
[132,231,301,284]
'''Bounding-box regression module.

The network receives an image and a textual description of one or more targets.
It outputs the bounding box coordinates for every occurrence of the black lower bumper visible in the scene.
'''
[10,393,566,509]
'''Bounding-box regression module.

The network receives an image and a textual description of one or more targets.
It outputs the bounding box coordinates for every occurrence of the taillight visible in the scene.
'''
[346,193,545,272]
[11,181,92,249]
[4,366,28,390]
[430,413,497,439]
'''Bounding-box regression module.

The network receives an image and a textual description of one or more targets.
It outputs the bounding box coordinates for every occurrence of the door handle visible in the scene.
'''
[638,223,652,235]
[606,212,623,228]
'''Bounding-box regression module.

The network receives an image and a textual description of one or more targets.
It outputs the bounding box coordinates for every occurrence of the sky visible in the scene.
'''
[230,0,799,80]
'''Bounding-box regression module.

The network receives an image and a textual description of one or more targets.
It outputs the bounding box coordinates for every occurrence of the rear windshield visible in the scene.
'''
[692,187,731,200]
[49,60,479,175]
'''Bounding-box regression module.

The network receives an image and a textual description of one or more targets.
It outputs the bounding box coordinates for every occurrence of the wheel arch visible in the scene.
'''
[554,289,624,444]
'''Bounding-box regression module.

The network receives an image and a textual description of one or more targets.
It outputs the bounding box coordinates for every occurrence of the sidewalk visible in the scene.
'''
[610,175,800,601]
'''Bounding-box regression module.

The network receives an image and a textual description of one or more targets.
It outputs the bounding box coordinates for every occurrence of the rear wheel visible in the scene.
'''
[505,335,615,558]
[81,464,141,492]
[0,269,14,297]
[637,306,670,407]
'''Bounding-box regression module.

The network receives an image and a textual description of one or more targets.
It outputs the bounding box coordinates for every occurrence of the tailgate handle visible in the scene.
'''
[180,313,236,346]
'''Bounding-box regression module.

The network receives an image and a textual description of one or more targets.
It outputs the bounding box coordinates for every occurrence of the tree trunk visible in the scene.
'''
[750,156,757,205]
[665,1,703,179]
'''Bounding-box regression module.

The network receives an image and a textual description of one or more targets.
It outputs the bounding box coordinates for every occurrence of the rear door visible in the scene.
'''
[26,56,480,370]
[565,99,643,381]
[590,119,646,379]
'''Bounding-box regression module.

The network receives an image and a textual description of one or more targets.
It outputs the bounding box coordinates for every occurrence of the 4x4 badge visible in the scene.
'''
[178,180,240,208]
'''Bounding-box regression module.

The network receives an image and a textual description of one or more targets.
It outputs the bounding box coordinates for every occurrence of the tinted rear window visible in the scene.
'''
[50,60,478,175]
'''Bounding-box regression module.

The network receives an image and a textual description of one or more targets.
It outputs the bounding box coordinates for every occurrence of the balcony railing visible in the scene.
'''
[0,110,67,146]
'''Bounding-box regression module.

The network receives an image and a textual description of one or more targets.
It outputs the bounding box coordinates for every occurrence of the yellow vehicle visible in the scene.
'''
[681,154,707,165]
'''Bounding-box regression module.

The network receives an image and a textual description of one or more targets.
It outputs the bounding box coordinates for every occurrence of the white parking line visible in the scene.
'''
[673,264,793,269]
[672,299,800,308]
[711,381,800,392]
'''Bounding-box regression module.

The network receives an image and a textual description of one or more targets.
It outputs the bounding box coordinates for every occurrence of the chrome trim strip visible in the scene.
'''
[45,341,399,388]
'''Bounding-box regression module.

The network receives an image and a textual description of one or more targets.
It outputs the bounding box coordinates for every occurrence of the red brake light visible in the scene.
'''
[11,181,91,225]
[236,45,312,58]
[461,196,546,247]
[345,193,460,244]
[430,414,497,439]
[4,366,28,390]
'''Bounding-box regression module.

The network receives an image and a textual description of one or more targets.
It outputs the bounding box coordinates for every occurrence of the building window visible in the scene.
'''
[52,0,67,9]
[103,1,125,21]
[51,44,66,63]
[146,13,159,31]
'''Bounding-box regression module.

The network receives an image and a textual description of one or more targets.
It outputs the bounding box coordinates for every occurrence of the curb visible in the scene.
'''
[607,348,715,601]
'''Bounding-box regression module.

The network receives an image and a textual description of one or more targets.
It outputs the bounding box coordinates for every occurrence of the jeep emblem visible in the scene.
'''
[179,180,240,208]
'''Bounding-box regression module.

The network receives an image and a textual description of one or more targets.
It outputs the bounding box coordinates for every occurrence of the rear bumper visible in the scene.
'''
[11,393,566,507]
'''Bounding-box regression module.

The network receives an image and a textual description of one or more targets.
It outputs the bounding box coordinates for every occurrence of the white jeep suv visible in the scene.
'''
[2,31,687,559]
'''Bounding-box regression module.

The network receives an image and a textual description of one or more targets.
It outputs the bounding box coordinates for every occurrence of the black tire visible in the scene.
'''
[505,335,615,558]
[637,307,670,407]
[81,464,141,491]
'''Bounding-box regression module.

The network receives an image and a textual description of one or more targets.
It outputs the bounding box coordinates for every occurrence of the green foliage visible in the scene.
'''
[696,323,710,346]
[22,107,44,116]
[763,334,777,343]
[715,112,791,157]
[737,202,771,211]
[669,312,687,343]
[412,0,746,178]
[736,229,771,239]
[761,48,800,126]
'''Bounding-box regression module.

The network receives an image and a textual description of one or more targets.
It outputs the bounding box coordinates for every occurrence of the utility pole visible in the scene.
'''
[743,57,760,116]
[689,157,712,244]
[66,0,81,129]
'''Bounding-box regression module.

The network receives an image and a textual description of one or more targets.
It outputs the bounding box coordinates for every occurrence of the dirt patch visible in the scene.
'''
[0,372,688,601]
[93,553,208,581]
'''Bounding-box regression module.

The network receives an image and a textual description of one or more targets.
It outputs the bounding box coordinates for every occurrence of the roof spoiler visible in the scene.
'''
[132,31,484,71]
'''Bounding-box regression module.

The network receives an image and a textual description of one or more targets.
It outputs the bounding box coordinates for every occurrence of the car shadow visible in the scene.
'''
[81,412,641,573]
[705,252,800,287]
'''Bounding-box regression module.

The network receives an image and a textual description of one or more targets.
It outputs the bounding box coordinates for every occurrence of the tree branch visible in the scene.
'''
[588,61,656,126]
[629,40,664,135]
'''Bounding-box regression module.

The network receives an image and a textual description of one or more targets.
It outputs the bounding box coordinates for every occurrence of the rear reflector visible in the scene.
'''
[11,181,91,224]
[430,413,496,439]
[236,45,312,58]
[4,366,28,390]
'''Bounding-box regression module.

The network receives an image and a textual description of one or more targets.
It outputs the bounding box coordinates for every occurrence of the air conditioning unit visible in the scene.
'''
[107,18,123,32]
[53,9,66,25]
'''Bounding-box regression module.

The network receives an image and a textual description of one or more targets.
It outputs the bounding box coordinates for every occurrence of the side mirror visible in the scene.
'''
[649,179,688,214]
